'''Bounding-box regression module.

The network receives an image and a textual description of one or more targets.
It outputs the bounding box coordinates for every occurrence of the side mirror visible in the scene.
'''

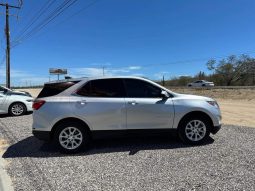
[161,90,169,99]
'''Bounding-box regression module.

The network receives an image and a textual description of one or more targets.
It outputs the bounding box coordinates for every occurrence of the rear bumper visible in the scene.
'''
[211,125,221,134]
[32,130,51,141]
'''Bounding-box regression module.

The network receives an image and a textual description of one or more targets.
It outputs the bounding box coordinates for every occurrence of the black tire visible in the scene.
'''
[202,84,206,87]
[8,102,26,116]
[188,84,192,87]
[178,116,211,145]
[54,121,91,153]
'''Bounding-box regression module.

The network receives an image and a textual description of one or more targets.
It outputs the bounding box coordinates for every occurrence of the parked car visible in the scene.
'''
[32,76,221,153]
[187,80,214,87]
[0,86,33,116]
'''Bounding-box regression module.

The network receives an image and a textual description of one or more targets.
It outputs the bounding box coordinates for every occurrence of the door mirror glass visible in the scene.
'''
[161,90,169,98]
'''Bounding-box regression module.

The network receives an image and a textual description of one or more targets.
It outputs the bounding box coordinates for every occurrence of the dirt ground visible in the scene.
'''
[19,88,255,128]
[170,87,255,127]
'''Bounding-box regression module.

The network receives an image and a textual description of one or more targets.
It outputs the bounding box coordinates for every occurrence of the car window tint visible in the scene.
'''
[76,81,91,96]
[77,79,125,97]
[124,79,162,98]
[37,81,80,98]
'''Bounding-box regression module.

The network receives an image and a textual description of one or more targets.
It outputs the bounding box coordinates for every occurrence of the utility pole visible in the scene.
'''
[0,3,20,88]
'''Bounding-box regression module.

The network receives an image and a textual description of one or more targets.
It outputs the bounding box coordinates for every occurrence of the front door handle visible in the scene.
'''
[78,100,87,105]
[127,101,138,105]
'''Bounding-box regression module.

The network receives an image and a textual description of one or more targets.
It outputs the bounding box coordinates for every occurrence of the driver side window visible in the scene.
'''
[124,79,162,98]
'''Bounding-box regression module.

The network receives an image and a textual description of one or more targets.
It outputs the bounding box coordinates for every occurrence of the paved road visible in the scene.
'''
[0,114,255,191]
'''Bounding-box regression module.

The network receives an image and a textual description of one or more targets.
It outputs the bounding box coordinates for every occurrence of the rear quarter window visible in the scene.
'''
[37,81,79,98]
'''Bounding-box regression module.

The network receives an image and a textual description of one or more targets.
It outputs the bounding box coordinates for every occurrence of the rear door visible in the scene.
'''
[72,79,126,131]
[124,79,174,129]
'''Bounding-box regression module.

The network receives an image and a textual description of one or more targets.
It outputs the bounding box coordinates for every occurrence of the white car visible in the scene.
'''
[0,86,33,116]
[187,80,214,87]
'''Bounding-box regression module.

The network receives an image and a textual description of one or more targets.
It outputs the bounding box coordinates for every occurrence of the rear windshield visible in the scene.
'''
[37,81,80,98]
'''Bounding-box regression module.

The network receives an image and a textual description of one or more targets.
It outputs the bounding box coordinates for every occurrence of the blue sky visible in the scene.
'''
[1,0,255,86]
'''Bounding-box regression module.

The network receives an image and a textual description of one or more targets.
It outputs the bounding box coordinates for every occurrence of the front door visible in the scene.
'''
[124,79,174,129]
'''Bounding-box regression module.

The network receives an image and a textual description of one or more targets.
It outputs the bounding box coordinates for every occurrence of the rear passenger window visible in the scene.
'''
[76,79,125,97]
[37,81,79,98]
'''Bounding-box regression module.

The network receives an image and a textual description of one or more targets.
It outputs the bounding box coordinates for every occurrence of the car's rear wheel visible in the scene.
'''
[54,122,90,153]
[178,117,211,144]
[9,102,26,116]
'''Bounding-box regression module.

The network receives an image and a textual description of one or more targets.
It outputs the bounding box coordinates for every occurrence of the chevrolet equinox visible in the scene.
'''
[32,76,221,153]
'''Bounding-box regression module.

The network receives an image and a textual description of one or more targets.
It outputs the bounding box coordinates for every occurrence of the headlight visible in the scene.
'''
[207,100,219,108]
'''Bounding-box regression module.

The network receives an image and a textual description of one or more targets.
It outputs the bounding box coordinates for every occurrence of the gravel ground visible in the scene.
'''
[0,114,255,191]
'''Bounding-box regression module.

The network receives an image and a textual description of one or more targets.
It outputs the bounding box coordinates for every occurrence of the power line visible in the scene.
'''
[54,0,100,26]
[65,50,255,76]
[12,0,71,46]
[11,0,100,48]
[13,0,55,42]
[12,0,78,47]
[105,50,255,69]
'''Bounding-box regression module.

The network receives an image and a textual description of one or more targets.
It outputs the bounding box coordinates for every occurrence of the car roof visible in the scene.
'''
[54,76,176,97]
[45,76,148,84]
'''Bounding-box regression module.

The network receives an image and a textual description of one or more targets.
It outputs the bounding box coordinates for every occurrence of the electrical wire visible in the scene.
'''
[11,0,100,48]
[12,0,78,47]
[13,0,55,42]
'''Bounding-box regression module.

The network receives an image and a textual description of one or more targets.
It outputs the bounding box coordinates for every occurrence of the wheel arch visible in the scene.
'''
[50,117,91,140]
[177,111,214,131]
[8,101,27,112]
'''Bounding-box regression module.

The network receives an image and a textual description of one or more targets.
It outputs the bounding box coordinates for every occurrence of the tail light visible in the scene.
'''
[33,100,46,110]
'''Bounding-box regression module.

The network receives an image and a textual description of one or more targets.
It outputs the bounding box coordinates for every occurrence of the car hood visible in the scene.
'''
[174,93,214,101]
[8,91,31,97]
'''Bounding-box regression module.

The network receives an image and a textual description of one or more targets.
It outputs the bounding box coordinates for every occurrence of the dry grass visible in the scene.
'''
[17,88,42,98]
[168,87,255,101]
[169,87,255,127]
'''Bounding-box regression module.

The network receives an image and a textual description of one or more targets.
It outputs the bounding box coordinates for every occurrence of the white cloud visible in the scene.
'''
[130,73,145,77]
[128,66,141,70]
[89,62,112,66]
[0,64,143,86]
[70,67,104,77]
[0,65,49,86]
[69,65,142,77]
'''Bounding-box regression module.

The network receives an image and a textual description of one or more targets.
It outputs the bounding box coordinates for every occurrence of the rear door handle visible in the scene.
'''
[127,101,138,105]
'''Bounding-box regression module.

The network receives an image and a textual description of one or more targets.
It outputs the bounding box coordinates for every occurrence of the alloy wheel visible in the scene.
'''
[185,120,207,142]
[59,127,83,150]
[11,104,24,116]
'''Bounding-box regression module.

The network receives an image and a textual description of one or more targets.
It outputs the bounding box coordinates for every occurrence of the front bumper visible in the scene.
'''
[32,130,51,141]
[211,125,221,134]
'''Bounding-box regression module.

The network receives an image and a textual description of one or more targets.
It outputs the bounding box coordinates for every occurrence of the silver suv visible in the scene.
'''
[32,76,221,153]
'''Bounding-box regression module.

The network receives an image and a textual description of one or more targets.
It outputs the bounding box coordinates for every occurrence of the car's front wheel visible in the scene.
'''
[178,116,211,144]
[54,122,90,153]
[9,102,26,116]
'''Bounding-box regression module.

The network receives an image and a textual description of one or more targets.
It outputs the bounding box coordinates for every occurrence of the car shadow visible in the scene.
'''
[0,112,33,118]
[3,134,214,158]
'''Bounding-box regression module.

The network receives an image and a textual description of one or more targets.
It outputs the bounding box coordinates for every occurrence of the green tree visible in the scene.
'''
[206,55,252,86]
